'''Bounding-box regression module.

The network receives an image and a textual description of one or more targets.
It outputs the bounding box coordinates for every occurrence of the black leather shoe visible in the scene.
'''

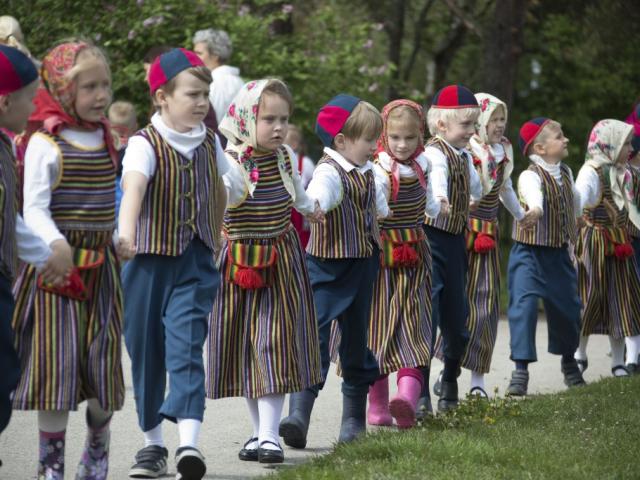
[258,441,284,464]
[415,394,433,421]
[238,437,258,462]
[437,380,459,413]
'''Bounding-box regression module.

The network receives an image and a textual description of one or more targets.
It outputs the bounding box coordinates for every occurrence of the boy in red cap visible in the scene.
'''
[506,117,585,396]
[279,94,389,446]
[118,47,228,479]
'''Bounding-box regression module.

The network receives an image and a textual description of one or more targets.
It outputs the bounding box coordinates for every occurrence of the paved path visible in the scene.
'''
[0,320,613,479]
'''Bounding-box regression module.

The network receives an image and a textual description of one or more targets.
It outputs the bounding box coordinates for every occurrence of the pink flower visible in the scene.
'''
[589,130,598,143]
[363,39,373,49]
[239,118,246,131]
[250,168,259,183]
[481,98,490,112]
[247,81,256,90]
[228,103,236,117]
[282,4,293,14]
[252,104,258,115]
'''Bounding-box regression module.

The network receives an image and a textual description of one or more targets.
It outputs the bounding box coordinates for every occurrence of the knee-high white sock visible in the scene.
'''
[609,336,627,375]
[257,394,285,451]
[177,418,202,449]
[470,371,485,391]
[86,398,112,428]
[575,336,589,361]
[244,398,260,450]
[143,423,164,447]
[625,335,640,364]
[38,410,70,433]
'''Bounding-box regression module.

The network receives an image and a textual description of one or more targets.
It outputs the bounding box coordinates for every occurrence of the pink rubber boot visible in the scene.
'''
[367,376,392,426]
[389,369,423,429]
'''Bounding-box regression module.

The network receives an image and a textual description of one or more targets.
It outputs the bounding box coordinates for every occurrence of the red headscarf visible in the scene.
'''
[377,99,427,201]
[24,41,118,165]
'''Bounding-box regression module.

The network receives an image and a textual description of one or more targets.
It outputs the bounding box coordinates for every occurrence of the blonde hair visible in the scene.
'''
[260,79,294,114]
[527,119,562,155]
[387,105,423,134]
[341,101,383,142]
[0,16,31,57]
[426,107,479,136]
[67,45,111,83]
[108,101,137,130]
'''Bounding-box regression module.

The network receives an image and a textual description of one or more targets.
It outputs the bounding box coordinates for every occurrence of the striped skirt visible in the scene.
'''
[576,227,640,338]
[206,228,322,399]
[11,231,124,411]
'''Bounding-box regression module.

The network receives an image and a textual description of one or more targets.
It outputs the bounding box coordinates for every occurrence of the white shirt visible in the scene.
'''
[209,65,244,123]
[122,113,230,179]
[373,152,441,218]
[305,147,390,218]
[492,144,525,221]
[16,215,51,270]
[518,155,581,215]
[23,128,106,246]
[574,165,603,210]
[424,138,483,203]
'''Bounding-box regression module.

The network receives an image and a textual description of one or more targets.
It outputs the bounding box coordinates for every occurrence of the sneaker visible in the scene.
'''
[175,447,206,480]
[129,445,168,478]
[506,370,529,396]
[561,359,586,388]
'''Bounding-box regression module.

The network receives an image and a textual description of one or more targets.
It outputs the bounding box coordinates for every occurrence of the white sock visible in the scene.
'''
[177,418,202,449]
[609,336,628,375]
[143,423,164,447]
[245,398,260,449]
[575,336,589,361]
[625,335,640,364]
[38,410,70,433]
[257,394,285,451]
[470,371,485,392]
[86,398,112,428]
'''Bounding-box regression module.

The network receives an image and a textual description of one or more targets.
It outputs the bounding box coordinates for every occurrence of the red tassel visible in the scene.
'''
[235,267,265,289]
[474,233,496,254]
[614,243,634,260]
[392,244,419,267]
[65,269,85,295]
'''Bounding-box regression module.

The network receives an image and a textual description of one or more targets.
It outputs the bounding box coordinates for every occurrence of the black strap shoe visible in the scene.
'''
[415,394,433,421]
[238,437,258,462]
[258,440,284,464]
[437,380,459,413]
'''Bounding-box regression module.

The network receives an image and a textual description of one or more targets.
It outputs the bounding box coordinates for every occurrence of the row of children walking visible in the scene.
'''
[1,38,640,480]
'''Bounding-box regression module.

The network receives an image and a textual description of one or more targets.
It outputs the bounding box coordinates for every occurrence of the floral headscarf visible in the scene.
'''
[584,119,639,225]
[219,79,295,199]
[468,93,514,195]
[377,99,427,201]
[27,41,118,165]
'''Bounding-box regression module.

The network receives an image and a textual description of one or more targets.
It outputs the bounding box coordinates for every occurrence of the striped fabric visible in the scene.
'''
[0,132,18,279]
[11,135,124,411]
[423,137,470,234]
[628,165,640,239]
[135,125,221,255]
[512,163,576,247]
[307,155,380,258]
[576,166,640,338]
[368,169,432,374]
[206,152,321,399]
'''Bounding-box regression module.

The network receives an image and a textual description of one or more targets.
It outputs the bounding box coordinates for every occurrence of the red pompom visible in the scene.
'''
[392,244,419,267]
[235,267,265,289]
[65,268,85,295]
[614,243,634,260]
[474,233,496,253]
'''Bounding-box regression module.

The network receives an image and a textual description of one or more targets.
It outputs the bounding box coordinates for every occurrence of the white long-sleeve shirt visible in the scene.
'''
[305,147,390,218]
[209,65,244,123]
[492,143,525,220]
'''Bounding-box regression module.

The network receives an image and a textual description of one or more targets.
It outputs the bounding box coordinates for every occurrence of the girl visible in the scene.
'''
[365,100,440,429]
[574,119,640,377]
[206,79,322,464]
[11,40,124,480]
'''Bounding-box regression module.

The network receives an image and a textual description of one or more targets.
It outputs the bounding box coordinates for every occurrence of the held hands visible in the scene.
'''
[439,198,450,216]
[41,239,73,287]
[116,235,137,260]
[306,200,325,224]
[519,207,542,230]
[469,199,480,212]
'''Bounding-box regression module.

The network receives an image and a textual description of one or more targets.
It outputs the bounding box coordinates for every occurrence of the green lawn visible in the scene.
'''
[274,376,640,479]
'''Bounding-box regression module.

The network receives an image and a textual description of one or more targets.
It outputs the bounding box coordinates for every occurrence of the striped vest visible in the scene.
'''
[224,148,293,239]
[135,126,220,255]
[45,131,116,234]
[378,165,426,231]
[0,133,18,279]
[512,163,576,247]
[584,166,627,228]
[628,165,640,238]
[470,160,506,223]
[307,155,381,258]
[423,137,470,234]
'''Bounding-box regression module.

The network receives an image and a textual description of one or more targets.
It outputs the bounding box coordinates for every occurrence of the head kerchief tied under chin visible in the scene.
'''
[315,94,361,147]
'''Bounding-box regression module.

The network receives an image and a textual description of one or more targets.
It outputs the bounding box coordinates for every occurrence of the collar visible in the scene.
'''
[491,143,505,163]
[212,65,241,78]
[151,113,206,158]
[324,146,373,173]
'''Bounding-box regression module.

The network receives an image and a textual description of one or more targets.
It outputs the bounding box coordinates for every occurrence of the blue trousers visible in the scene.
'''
[0,273,19,434]
[507,242,581,362]
[306,252,380,397]
[123,239,219,431]
[424,226,470,360]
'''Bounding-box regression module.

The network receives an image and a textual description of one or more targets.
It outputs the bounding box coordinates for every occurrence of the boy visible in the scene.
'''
[279,94,389,446]
[506,117,585,396]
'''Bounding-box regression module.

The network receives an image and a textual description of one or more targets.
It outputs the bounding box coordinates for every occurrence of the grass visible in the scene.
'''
[273,376,640,479]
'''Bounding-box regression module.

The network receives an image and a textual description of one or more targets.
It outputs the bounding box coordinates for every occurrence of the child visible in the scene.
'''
[625,134,640,373]
[365,99,440,429]
[506,117,585,396]
[107,100,137,216]
[573,120,640,377]
[118,48,227,479]
[279,94,389,447]
[206,79,323,464]
[419,85,483,414]
[0,45,53,437]
[11,40,124,479]
[286,124,315,248]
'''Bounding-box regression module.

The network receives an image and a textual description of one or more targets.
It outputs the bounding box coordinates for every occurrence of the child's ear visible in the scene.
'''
[531,141,545,156]
[0,95,9,113]
[436,119,447,132]
[154,89,168,107]
[333,133,346,149]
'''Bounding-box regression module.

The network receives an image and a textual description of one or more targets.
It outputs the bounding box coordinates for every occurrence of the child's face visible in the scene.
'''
[0,80,38,133]
[617,134,633,167]
[256,93,290,152]
[439,115,477,149]
[486,107,506,144]
[74,57,112,124]
[338,135,377,167]
[386,120,420,162]
[629,151,640,166]
[534,125,569,163]
[158,70,210,133]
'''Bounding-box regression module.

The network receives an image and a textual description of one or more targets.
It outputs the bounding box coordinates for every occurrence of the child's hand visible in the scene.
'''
[439,198,450,216]
[519,207,542,229]
[576,216,587,229]
[117,235,136,260]
[42,239,73,286]
[469,199,480,211]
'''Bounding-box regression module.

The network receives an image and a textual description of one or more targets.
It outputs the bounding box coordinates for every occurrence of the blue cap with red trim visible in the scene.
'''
[0,45,38,95]
[315,94,361,147]
[519,117,551,155]
[431,84,478,109]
